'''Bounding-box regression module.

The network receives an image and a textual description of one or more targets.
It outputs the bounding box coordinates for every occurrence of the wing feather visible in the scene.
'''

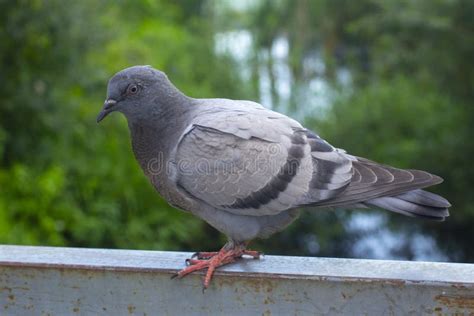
[174,100,314,216]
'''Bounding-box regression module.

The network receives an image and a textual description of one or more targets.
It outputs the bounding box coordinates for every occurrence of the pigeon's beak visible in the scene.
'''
[96,99,117,123]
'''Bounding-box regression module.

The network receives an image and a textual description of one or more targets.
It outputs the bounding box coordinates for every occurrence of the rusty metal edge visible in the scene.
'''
[1,261,473,290]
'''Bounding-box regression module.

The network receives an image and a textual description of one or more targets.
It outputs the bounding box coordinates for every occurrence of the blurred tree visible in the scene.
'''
[324,0,474,261]
[0,0,247,252]
[0,0,107,245]
[239,0,474,261]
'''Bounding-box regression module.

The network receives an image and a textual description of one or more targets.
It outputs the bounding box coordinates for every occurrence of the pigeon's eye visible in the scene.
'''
[127,84,139,95]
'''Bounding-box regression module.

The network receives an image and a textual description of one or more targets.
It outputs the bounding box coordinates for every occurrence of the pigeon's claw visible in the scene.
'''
[174,243,262,290]
[174,249,238,289]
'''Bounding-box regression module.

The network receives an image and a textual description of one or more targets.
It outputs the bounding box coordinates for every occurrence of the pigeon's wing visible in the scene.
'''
[174,98,449,222]
[296,130,354,203]
[174,99,358,216]
[174,100,316,216]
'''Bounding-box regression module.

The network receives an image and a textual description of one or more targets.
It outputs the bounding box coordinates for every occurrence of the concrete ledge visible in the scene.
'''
[1,245,473,315]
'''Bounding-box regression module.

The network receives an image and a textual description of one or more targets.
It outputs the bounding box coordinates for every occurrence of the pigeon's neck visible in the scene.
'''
[127,89,195,181]
[131,91,192,131]
[129,81,193,131]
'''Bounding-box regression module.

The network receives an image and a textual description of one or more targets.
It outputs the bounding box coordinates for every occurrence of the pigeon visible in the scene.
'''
[97,65,451,289]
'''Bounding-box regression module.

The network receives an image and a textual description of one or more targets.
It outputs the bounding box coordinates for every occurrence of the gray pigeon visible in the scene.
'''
[97,65,450,289]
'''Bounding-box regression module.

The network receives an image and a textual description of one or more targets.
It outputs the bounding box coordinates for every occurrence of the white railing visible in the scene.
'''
[0,245,473,315]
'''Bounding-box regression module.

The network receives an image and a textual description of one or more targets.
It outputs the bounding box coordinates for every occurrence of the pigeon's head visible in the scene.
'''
[97,65,171,123]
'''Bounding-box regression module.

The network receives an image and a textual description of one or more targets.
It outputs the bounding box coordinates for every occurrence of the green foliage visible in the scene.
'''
[240,0,474,261]
[0,0,244,252]
[314,77,457,168]
[308,77,474,259]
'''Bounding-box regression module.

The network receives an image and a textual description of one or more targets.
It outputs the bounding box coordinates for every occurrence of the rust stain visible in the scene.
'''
[215,275,277,295]
[1,286,29,292]
[72,298,81,313]
[263,296,275,305]
[382,279,406,287]
[262,309,271,316]
[128,304,136,314]
[435,294,474,310]
[1,287,12,293]
[8,294,14,301]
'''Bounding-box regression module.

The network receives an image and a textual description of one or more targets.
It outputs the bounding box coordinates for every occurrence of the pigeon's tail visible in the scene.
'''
[303,156,451,220]
[364,189,450,221]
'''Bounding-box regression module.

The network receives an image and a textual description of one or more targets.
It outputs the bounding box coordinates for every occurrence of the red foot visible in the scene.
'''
[172,243,261,290]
